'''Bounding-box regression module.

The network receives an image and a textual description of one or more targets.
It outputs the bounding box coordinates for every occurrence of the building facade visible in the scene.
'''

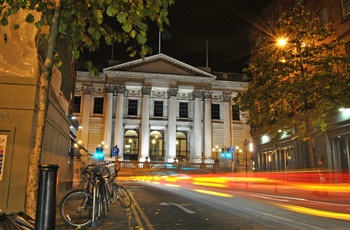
[249,0,350,176]
[73,54,251,168]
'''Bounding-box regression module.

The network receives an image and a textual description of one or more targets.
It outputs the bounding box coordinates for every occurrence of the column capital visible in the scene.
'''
[82,86,93,95]
[105,84,115,94]
[192,90,203,99]
[116,85,126,95]
[167,88,178,98]
[141,86,152,96]
[203,90,212,99]
[222,94,231,102]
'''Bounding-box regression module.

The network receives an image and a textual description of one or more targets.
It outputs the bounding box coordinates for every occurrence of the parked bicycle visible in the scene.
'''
[103,161,132,208]
[59,162,131,228]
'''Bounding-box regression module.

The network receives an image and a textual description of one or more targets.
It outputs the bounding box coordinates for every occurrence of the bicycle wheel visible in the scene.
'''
[60,189,93,228]
[116,185,132,208]
[99,184,108,218]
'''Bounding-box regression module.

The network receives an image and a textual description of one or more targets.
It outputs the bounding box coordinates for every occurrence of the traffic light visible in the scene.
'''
[94,147,104,160]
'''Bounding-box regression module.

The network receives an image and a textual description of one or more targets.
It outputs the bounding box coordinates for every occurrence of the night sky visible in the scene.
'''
[84,0,272,73]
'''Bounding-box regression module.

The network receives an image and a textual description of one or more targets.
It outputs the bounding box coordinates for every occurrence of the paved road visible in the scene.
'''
[126,181,350,230]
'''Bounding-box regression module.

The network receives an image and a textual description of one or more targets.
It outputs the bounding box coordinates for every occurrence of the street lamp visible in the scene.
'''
[212,145,220,164]
[277,37,288,47]
[244,139,248,173]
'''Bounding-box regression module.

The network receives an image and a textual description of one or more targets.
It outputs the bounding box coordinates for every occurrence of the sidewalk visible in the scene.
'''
[55,202,131,229]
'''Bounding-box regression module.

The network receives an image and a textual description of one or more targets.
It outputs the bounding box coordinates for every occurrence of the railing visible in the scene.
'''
[116,160,216,174]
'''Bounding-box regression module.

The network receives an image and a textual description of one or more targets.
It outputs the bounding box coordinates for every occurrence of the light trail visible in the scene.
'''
[277,204,350,221]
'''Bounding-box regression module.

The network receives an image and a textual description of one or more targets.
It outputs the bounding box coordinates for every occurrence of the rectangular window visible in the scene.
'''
[232,104,240,121]
[154,101,163,117]
[128,99,138,116]
[342,0,350,18]
[211,104,220,119]
[318,7,328,29]
[72,96,81,113]
[179,102,188,118]
[93,97,104,114]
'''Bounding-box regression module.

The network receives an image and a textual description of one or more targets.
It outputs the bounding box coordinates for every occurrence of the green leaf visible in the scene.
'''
[129,50,137,57]
[106,4,118,17]
[136,33,147,45]
[1,17,8,26]
[93,10,103,25]
[34,21,42,30]
[25,14,34,23]
[3,32,7,44]
[117,12,127,23]
[104,35,112,45]
[130,30,136,38]
[122,23,132,33]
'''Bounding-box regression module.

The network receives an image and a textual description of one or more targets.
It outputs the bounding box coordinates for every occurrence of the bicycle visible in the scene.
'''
[102,161,132,208]
[59,163,108,228]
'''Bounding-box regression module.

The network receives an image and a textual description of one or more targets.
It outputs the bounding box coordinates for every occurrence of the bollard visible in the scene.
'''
[35,165,59,230]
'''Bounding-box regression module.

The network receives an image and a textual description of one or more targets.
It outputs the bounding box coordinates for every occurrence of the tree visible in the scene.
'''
[235,1,350,168]
[0,0,174,217]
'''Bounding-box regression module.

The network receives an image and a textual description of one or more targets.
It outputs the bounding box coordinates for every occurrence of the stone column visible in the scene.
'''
[81,86,93,150]
[223,94,231,148]
[192,90,202,162]
[140,86,151,161]
[167,88,178,162]
[104,84,115,158]
[114,85,125,159]
[203,91,213,163]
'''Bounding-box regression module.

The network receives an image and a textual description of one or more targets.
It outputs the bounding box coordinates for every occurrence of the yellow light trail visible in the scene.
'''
[193,181,228,188]
[278,204,350,221]
[193,189,233,198]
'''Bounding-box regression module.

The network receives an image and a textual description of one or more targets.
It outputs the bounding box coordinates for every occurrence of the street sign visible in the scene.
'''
[112,147,119,157]
[230,146,236,153]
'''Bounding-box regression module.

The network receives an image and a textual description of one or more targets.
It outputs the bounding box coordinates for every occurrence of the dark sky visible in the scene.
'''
[85,0,271,73]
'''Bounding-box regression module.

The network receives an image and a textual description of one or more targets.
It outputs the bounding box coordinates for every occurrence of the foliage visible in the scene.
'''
[0,0,174,71]
[0,0,174,218]
[235,2,350,141]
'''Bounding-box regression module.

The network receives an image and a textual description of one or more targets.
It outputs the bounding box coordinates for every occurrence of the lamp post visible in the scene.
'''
[212,145,220,172]
[244,139,248,173]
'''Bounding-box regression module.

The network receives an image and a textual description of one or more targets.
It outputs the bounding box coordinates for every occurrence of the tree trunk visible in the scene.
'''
[305,115,315,168]
[25,0,61,218]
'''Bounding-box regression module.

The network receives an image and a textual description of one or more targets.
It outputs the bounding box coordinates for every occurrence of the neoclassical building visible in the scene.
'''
[73,54,251,165]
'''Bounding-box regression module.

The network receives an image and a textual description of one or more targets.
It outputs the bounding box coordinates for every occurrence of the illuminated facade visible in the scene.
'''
[73,54,251,166]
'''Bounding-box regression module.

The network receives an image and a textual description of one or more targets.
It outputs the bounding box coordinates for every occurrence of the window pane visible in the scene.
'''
[344,0,350,17]
[73,96,81,113]
[232,104,240,121]
[154,101,163,117]
[212,104,220,119]
[318,7,328,29]
[128,99,138,115]
[93,97,104,114]
[179,102,188,118]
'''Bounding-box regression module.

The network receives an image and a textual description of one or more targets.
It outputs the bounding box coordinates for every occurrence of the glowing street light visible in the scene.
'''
[277,37,288,47]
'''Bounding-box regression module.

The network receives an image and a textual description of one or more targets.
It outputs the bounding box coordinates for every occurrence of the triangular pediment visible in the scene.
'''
[103,53,215,78]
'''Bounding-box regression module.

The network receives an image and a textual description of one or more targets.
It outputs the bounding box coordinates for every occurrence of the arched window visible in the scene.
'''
[123,130,139,160]
[149,131,164,161]
[176,132,189,161]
